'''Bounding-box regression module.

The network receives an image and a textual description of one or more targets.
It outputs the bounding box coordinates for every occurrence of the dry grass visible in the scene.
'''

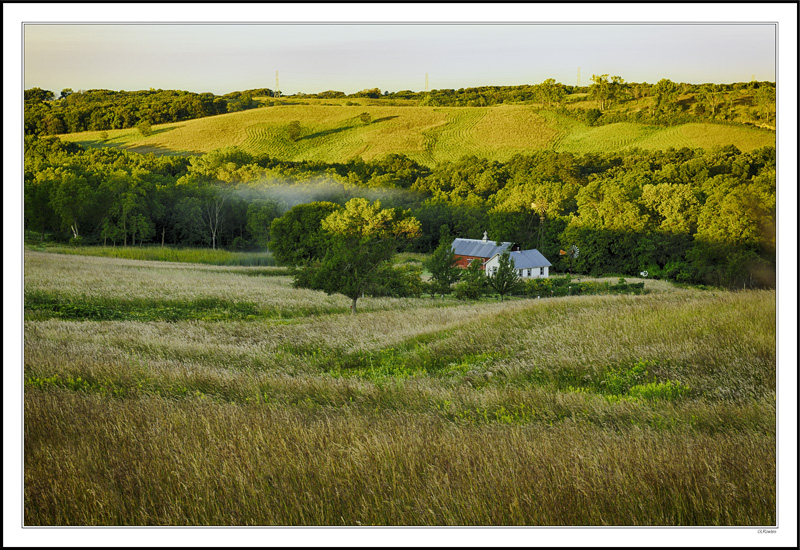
[23,251,432,316]
[23,251,776,525]
[25,391,775,526]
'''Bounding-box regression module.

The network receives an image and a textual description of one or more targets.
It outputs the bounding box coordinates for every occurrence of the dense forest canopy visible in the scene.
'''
[24,87,248,136]
[24,134,776,289]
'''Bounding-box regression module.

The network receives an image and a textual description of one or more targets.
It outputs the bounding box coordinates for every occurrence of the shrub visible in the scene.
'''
[454,260,486,300]
[600,360,650,395]
[585,108,602,126]
[135,120,153,137]
[627,380,691,401]
[454,281,481,300]
[523,277,553,297]
[371,264,423,298]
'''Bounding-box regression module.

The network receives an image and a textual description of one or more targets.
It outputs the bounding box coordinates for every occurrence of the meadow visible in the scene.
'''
[57,101,775,166]
[26,244,279,266]
[23,250,776,525]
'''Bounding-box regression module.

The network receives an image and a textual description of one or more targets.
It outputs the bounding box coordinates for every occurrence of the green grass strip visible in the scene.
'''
[23,291,324,321]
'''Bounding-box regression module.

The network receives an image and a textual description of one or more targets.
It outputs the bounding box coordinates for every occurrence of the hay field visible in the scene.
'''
[57,104,775,165]
[552,120,774,154]
[24,250,776,526]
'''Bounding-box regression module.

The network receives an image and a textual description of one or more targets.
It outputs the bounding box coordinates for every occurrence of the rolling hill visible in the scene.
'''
[57,99,775,166]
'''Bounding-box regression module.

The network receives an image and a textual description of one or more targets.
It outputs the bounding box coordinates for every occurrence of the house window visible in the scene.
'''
[518,269,523,276]
[539,267,543,276]
[527,269,532,277]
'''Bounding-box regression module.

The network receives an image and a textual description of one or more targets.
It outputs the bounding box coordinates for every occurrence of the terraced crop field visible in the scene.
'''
[58,103,776,165]
[633,123,776,152]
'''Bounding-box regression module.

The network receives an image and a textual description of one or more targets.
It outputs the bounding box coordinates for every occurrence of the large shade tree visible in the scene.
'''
[294,198,421,313]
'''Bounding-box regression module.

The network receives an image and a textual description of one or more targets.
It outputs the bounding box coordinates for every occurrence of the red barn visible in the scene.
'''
[451,232,513,270]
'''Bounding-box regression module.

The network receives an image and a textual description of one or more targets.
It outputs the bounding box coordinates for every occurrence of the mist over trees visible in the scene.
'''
[25,133,775,289]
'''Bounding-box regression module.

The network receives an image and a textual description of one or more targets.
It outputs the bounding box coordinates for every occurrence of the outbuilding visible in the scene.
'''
[451,232,512,269]
[485,249,552,279]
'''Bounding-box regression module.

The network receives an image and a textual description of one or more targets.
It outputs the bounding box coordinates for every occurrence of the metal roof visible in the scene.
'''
[489,249,552,268]
[451,237,512,259]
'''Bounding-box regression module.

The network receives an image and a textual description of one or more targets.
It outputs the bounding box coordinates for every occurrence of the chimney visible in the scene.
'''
[482,231,488,243]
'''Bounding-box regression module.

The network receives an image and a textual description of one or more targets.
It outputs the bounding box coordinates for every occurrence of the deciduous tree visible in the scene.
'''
[287,120,302,141]
[423,238,461,296]
[269,201,342,265]
[454,258,487,300]
[486,251,521,302]
[295,198,421,313]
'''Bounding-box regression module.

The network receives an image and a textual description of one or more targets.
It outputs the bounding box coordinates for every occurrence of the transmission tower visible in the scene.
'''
[274,71,280,98]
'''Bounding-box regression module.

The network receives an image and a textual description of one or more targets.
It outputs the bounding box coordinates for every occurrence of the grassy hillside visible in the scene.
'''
[23,251,775,525]
[58,99,775,166]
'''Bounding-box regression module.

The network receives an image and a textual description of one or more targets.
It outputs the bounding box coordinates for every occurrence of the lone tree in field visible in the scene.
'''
[287,120,302,141]
[423,238,461,297]
[486,251,521,302]
[359,112,372,125]
[136,119,153,137]
[294,198,421,314]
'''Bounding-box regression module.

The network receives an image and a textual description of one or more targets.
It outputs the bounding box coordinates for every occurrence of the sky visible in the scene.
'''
[24,22,776,95]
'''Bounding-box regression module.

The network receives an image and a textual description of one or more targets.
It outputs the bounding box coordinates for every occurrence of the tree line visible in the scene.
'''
[23,87,260,136]
[24,135,775,289]
[25,77,774,138]
[306,78,774,127]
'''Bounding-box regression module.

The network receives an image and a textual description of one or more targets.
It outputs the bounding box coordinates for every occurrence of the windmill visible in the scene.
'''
[559,245,579,275]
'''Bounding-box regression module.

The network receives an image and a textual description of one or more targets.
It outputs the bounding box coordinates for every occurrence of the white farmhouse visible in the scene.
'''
[485,249,552,279]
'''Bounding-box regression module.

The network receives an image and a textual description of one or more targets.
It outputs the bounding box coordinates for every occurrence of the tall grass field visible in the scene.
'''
[57,102,775,166]
[27,244,278,266]
[23,250,776,526]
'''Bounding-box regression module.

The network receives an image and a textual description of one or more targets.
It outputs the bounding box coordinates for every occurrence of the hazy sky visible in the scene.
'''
[24,23,776,95]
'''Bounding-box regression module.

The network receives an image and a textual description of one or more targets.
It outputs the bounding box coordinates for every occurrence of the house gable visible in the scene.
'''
[451,236,512,268]
[485,249,552,279]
